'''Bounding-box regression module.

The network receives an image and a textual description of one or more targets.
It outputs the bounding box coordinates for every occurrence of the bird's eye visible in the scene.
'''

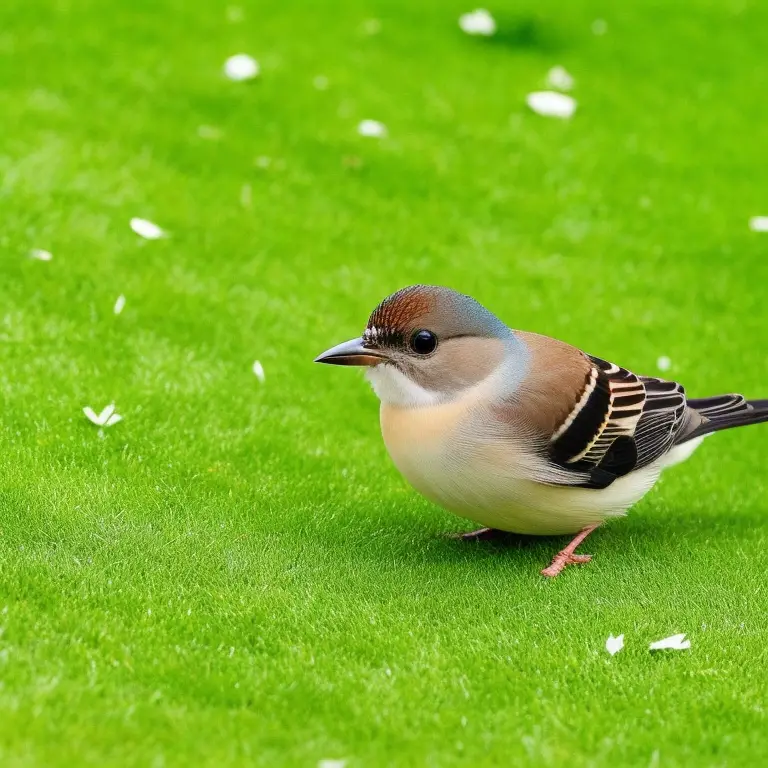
[410,329,438,355]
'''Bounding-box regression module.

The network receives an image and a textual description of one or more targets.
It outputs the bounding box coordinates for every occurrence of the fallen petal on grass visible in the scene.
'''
[252,360,266,382]
[546,66,575,91]
[224,53,259,81]
[29,248,53,261]
[748,216,768,232]
[656,355,672,372]
[358,119,388,138]
[83,404,122,427]
[605,634,625,656]
[459,9,496,36]
[83,407,102,425]
[130,218,164,240]
[97,404,115,423]
[649,633,691,651]
[526,91,577,119]
[114,295,126,315]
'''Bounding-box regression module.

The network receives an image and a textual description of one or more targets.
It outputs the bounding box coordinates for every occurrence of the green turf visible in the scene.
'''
[2,0,768,765]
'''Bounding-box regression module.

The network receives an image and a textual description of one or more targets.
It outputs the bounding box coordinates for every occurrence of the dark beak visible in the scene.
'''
[314,337,386,367]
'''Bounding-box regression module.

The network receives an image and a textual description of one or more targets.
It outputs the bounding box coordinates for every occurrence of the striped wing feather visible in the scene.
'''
[547,356,689,488]
[635,376,689,466]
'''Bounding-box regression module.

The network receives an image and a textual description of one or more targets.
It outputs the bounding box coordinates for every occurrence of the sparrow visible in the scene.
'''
[315,285,768,577]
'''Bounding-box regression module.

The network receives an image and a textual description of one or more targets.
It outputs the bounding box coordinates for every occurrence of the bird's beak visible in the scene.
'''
[314,337,386,367]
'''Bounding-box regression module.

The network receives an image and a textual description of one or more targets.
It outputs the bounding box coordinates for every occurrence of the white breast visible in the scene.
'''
[366,363,442,407]
[380,395,666,536]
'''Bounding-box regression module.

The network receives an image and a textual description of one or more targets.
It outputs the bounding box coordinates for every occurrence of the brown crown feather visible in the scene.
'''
[364,285,434,347]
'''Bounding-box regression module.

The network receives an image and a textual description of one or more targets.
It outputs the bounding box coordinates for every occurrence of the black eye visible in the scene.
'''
[410,329,438,355]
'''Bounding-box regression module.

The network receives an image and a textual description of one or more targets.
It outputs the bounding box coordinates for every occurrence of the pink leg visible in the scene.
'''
[453,527,508,542]
[541,524,601,578]
[451,528,533,545]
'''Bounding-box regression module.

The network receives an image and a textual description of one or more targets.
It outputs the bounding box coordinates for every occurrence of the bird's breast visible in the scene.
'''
[379,400,657,535]
[380,397,508,512]
[380,400,466,479]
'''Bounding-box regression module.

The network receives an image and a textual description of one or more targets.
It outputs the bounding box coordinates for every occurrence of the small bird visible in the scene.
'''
[315,286,768,577]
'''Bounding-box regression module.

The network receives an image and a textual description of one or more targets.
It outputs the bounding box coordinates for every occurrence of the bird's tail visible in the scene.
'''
[683,394,768,441]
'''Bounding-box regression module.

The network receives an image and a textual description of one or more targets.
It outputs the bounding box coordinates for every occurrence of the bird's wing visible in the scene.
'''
[633,374,692,465]
[508,334,692,490]
[545,356,690,488]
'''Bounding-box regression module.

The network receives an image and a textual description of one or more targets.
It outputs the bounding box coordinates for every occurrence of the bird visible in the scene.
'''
[315,285,768,577]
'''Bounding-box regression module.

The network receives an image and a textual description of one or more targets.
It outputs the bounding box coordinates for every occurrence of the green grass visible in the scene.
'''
[1,0,767,765]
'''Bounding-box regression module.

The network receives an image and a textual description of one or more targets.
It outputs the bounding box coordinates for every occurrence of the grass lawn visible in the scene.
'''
[2,0,768,765]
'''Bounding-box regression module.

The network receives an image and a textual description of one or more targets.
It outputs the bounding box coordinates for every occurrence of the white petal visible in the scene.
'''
[114,295,126,315]
[656,355,671,372]
[749,216,768,232]
[605,634,625,656]
[97,404,116,424]
[252,360,266,383]
[29,248,53,261]
[357,119,388,138]
[224,53,260,81]
[318,761,347,768]
[546,66,575,91]
[105,413,123,427]
[130,217,164,240]
[526,91,577,119]
[459,9,497,36]
[83,407,102,425]
[649,633,691,651]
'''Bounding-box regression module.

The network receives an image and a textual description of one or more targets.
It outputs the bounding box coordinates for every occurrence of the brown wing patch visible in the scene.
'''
[515,331,594,437]
[542,354,646,469]
[551,365,612,464]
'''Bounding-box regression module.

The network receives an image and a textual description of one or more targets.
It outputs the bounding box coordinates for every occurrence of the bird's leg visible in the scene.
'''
[541,523,601,578]
[454,527,513,542]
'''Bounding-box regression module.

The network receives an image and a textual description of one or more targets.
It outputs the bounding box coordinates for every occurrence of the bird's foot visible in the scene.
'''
[540,552,592,578]
[540,523,601,578]
[452,527,512,542]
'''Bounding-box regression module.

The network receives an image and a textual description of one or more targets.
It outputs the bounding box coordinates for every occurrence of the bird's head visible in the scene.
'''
[315,285,526,406]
